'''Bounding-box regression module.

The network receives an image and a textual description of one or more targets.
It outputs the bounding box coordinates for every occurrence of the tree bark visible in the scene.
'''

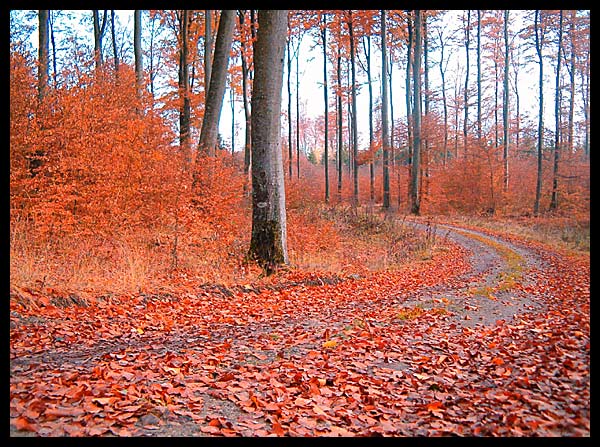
[249,9,289,273]
[287,37,293,178]
[197,10,236,157]
[110,10,119,77]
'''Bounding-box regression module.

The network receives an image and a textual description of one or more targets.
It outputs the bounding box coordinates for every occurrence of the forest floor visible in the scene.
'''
[9,215,590,437]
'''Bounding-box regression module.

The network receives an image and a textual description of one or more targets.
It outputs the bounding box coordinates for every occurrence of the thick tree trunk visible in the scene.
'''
[249,9,289,273]
[197,10,236,157]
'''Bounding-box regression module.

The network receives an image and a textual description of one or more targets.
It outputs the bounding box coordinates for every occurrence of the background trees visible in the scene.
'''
[10,9,590,289]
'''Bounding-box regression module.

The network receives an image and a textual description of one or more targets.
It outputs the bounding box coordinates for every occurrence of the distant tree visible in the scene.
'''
[249,9,289,273]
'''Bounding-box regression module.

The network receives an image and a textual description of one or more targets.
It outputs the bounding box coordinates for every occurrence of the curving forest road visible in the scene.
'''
[10,221,590,437]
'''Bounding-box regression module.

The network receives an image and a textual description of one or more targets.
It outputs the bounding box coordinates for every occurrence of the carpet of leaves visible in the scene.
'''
[10,227,589,437]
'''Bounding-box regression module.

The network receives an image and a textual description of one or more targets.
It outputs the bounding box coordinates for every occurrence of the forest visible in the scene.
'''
[10,10,589,437]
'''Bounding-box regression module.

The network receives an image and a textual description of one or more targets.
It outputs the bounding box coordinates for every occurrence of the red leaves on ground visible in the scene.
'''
[10,226,589,437]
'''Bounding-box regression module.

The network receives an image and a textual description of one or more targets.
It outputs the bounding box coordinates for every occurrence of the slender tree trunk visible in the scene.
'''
[348,11,359,206]
[550,10,563,211]
[93,10,108,70]
[364,34,375,203]
[296,39,301,178]
[337,47,343,199]
[463,10,471,158]
[205,10,213,92]
[477,10,482,142]
[134,10,143,104]
[534,10,544,215]
[178,10,191,163]
[582,43,590,158]
[567,10,576,154]
[406,12,413,167]
[110,10,119,77]
[503,10,510,192]
[410,9,422,215]
[196,10,236,157]
[230,79,235,155]
[49,11,57,88]
[249,9,289,273]
[238,11,252,186]
[287,37,293,178]
[423,15,430,196]
[37,10,49,102]
[437,28,449,165]
[381,10,390,210]
[322,14,329,203]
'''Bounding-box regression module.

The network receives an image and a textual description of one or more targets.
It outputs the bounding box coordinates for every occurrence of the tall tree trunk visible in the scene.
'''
[49,11,57,88]
[204,10,213,92]
[463,10,471,158]
[502,10,510,192]
[534,10,544,215]
[567,10,576,154]
[549,10,563,211]
[405,12,413,167]
[110,10,119,77]
[134,10,143,104]
[249,9,289,274]
[410,9,422,215]
[336,46,343,199]
[477,10,482,142]
[238,11,252,186]
[381,10,390,210]
[322,14,329,203]
[348,10,359,206]
[363,34,375,203]
[287,37,293,178]
[296,38,301,178]
[437,27,449,165]
[196,10,236,157]
[93,10,108,70]
[423,15,430,196]
[582,40,590,158]
[37,10,49,102]
[179,10,191,163]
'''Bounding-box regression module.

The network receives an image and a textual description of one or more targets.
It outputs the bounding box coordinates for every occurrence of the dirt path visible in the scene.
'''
[10,222,589,436]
